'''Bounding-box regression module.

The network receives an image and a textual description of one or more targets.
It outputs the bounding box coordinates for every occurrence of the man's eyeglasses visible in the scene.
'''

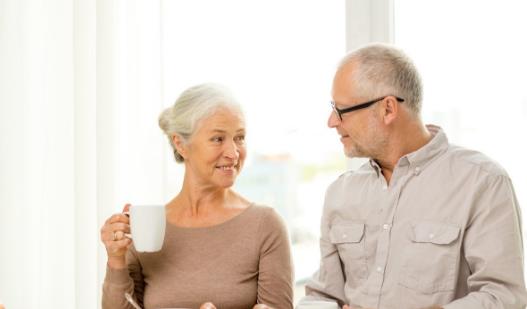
[331,96,405,120]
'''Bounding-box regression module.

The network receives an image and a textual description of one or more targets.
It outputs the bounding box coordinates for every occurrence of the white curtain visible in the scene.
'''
[0,0,165,308]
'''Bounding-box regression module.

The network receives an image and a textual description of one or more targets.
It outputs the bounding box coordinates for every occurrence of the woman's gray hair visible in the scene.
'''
[339,43,423,115]
[158,83,243,162]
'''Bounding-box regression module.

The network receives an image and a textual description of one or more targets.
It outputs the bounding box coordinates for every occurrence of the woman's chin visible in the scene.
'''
[214,177,236,189]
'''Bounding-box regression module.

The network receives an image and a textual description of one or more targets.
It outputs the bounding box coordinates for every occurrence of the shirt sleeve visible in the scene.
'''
[256,208,294,309]
[102,249,145,309]
[301,187,347,307]
[443,175,527,309]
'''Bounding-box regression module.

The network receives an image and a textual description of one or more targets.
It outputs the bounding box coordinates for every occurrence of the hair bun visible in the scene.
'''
[158,107,173,134]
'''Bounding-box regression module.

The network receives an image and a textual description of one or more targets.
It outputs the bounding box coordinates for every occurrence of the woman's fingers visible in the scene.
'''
[100,205,134,269]
[108,213,130,224]
[101,206,133,260]
[104,203,131,225]
[113,237,132,248]
[107,238,132,256]
[113,230,125,241]
[102,222,130,233]
[110,222,131,234]
[101,222,130,241]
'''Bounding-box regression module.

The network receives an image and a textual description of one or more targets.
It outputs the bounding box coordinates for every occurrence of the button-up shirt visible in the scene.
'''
[302,125,527,309]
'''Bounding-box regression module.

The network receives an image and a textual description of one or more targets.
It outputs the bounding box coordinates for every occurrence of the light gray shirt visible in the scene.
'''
[303,125,527,309]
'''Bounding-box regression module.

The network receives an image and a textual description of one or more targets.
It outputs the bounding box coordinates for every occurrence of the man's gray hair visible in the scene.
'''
[158,83,243,162]
[339,43,423,115]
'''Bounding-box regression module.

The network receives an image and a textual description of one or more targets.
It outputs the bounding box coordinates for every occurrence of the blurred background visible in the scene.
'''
[1,0,526,308]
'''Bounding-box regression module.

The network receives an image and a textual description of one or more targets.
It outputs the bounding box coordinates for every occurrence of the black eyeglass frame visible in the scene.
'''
[331,96,405,120]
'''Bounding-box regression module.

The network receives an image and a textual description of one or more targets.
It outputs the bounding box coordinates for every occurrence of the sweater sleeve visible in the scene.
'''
[102,248,145,309]
[256,208,294,309]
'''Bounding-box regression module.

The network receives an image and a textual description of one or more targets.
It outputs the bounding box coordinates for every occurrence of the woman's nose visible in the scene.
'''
[223,140,239,159]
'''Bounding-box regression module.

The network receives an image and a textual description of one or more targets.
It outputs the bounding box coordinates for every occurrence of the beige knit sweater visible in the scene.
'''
[102,205,294,309]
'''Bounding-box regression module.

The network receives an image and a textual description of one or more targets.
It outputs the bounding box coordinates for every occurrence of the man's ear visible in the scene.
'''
[172,134,188,159]
[382,96,399,125]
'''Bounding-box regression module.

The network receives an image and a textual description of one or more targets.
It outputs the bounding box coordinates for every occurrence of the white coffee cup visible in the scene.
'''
[129,204,166,252]
[296,300,339,309]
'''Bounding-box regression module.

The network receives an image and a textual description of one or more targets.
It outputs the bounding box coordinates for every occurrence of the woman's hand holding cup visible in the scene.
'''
[100,204,132,269]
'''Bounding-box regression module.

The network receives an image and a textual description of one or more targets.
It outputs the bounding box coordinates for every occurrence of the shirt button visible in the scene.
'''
[382,184,388,190]
[429,233,435,239]
[342,234,347,239]
[382,224,390,230]
[414,166,421,175]
[376,266,383,273]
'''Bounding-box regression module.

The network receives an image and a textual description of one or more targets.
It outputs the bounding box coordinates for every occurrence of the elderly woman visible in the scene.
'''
[100,83,294,309]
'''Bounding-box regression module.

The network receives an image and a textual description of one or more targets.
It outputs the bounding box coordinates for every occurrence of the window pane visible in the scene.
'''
[161,0,346,292]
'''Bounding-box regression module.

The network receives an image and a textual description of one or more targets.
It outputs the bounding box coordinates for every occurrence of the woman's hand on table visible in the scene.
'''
[197,302,274,309]
[199,302,217,309]
[253,304,274,309]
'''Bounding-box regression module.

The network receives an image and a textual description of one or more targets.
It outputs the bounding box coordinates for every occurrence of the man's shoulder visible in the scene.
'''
[445,144,509,178]
[327,161,376,192]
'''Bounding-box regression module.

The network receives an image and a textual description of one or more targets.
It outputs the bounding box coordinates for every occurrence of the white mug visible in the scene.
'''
[296,300,339,309]
[129,204,166,252]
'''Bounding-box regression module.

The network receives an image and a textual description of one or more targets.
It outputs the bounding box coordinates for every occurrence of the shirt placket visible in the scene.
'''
[370,164,416,308]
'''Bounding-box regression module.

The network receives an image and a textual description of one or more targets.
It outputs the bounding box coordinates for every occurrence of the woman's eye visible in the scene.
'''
[235,135,245,142]
[211,136,224,143]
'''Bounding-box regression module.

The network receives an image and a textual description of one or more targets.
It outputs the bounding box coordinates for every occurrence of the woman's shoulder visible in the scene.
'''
[248,203,273,213]
[246,204,287,231]
[247,204,280,218]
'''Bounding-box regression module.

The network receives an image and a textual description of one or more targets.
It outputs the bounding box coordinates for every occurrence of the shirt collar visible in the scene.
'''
[404,124,449,168]
[368,124,449,176]
[369,159,382,177]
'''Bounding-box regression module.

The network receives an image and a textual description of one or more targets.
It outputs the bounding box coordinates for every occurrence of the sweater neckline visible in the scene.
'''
[166,203,256,232]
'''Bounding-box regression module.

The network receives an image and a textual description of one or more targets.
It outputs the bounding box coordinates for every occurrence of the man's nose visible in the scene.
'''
[328,110,340,128]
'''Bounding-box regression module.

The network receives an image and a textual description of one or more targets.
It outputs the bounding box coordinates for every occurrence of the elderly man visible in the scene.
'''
[301,43,527,309]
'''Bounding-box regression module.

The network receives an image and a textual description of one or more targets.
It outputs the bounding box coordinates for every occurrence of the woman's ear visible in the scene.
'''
[172,134,188,159]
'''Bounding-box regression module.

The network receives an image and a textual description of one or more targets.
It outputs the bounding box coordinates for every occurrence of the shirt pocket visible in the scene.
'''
[330,223,368,286]
[399,222,461,294]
